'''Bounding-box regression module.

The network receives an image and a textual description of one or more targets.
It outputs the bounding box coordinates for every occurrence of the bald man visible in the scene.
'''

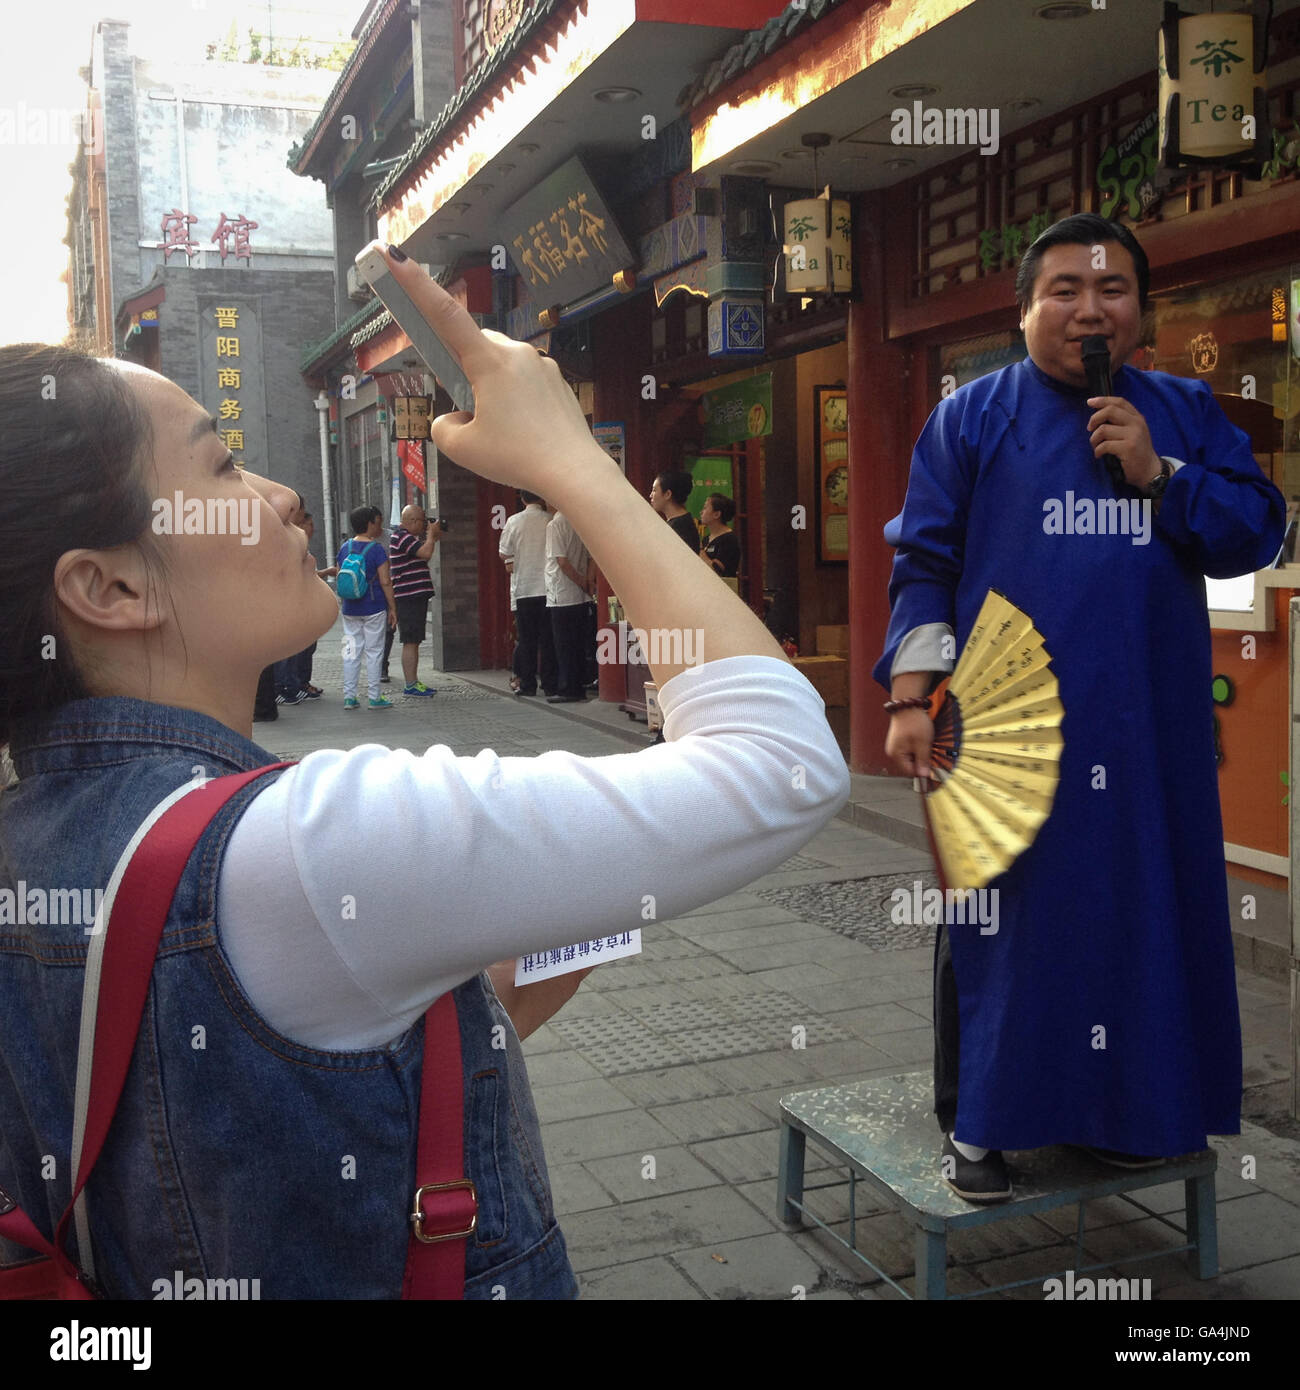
[384,503,442,696]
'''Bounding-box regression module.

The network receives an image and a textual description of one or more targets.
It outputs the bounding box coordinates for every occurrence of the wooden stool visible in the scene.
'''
[777,1072,1218,1300]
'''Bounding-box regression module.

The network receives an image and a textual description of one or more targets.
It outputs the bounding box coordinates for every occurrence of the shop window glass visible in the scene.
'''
[1150,264,1297,531]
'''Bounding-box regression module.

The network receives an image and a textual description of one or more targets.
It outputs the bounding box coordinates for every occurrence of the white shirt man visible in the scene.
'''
[499,493,555,697]
[545,510,594,702]
[499,497,550,610]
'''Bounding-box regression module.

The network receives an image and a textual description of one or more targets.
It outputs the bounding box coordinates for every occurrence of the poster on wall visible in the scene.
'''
[815,385,849,564]
[593,421,626,471]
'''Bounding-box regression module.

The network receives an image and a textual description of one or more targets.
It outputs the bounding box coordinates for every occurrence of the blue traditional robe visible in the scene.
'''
[875,358,1284,1154]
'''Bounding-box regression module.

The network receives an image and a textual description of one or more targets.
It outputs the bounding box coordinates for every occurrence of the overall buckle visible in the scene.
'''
[410,1180,478,1244]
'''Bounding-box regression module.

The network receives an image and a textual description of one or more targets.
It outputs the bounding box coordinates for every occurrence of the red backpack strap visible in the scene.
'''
[403,991,476,1299]
[0,764,290,1296]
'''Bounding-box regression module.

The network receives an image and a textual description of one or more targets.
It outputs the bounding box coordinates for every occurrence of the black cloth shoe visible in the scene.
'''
[941,1135,1012,1203]
[546,694,585,704]
[1081,1147,1166,1170]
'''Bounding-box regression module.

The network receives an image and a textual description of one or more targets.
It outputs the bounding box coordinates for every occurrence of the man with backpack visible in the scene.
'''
[336,505,396,711]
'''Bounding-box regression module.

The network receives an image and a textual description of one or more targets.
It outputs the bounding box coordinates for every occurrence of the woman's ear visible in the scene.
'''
[53,547,164,634]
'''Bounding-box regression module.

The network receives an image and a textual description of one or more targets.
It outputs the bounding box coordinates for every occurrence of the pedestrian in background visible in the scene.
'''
[295,511,336,697]
[700,494,740,582]
[500,490,555,697]
[337,505,396,711]
[387,504,441,698]
[545,509,595,704]
[274,493,320,705]
[649,469,700,552]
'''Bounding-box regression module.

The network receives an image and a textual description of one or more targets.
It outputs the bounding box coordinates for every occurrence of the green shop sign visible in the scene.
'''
[978,211,1053,274]
[698,374,772,449]
[1097,111,1160,221]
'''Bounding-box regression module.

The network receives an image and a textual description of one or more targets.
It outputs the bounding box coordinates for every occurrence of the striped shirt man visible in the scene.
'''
[388,525,435,599]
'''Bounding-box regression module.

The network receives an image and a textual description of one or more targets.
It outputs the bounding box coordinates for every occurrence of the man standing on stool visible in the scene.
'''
[877,214,1283,1204]
[387,504,441,698]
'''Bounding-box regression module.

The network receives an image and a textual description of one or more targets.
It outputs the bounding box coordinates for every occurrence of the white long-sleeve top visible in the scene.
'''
[217,656,850,1051]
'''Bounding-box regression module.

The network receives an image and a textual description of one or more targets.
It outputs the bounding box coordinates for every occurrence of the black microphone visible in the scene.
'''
[1079,335,1127,492]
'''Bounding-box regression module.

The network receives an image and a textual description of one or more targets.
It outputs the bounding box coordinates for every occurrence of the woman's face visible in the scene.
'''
[114,365,336,706]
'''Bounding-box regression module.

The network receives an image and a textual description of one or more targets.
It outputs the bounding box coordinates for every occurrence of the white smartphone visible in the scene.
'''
[352,240,475,415]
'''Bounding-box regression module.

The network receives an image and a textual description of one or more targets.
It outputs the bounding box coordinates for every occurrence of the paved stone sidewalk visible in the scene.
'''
[265,620,1300,1300]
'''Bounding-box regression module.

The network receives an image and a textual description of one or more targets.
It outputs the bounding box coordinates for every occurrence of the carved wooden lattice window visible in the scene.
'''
[908,66,1300,304]
[457,0,488,85]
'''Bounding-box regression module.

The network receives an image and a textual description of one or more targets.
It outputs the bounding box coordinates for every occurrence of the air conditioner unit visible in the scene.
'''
[346,265,373,303]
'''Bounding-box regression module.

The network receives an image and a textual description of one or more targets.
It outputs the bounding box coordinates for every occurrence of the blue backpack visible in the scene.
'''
[337,540,380,601]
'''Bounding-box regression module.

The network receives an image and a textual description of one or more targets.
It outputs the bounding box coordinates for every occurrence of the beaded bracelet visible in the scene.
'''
[883,696,931,714]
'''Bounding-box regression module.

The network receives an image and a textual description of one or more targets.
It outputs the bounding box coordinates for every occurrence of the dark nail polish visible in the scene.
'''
[387,244,408,262]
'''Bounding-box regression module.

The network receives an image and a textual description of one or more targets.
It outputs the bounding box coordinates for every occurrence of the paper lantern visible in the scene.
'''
[1159,3,1269,169]
[783,196,852,295]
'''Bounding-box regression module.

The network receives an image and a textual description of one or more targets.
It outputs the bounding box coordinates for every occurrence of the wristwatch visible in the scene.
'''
[1142,458,1173,501]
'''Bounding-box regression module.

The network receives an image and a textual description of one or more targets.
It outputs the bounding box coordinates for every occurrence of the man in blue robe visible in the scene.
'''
[875,214,1284,1201]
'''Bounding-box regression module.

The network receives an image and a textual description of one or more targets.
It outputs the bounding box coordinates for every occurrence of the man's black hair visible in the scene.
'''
[519,490,543,505]
[1014,213,1149,311]
[349,504,380,534]
[655,469,696,507]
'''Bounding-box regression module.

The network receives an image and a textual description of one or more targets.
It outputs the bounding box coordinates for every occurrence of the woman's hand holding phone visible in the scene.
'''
[368,244,612,500]
[365,242,789,686]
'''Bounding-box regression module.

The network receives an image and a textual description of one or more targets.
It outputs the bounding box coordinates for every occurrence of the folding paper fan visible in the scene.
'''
[921,589,1064,891]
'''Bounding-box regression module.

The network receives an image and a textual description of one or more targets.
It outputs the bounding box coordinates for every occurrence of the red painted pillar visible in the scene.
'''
[848,190,913,775]
[477,477,517,670]
[592,292,655,703]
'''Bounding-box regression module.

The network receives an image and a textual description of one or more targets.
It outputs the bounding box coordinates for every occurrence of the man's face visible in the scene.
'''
[648,478,665,514]
[1020,241,1144,387]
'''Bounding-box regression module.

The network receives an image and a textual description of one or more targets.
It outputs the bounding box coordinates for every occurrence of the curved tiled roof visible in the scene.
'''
[372,0,573,210]
[370,0,845,216]
[676,0,849,110]
[286,0,400,176]
[299,297,389,372]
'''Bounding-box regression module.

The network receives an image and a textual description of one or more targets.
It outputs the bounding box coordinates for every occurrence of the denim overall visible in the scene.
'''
[0,697,577,1299]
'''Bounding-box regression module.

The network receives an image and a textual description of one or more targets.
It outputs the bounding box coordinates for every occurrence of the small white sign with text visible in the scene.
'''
[515,930,642,985]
